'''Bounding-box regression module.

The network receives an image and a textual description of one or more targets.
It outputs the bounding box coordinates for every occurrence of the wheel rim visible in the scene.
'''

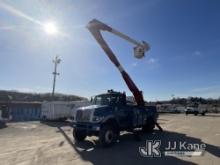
[105,130,113,143]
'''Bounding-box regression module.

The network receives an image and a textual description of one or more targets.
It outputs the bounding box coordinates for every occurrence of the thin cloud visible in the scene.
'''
[0,25,14,30]
[146,58,158,64]
[131,62,137,67]
[193,50,202,56]
[187,85,220,98]
[192,85,220,93]
[14,86,51,93]
[131,58,158,67]
[16,88,35,93]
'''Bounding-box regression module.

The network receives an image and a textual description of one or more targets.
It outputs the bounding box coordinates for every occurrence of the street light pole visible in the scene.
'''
[52,55,61,99]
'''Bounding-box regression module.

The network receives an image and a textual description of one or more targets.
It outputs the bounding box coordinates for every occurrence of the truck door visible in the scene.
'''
[114,95,132,129]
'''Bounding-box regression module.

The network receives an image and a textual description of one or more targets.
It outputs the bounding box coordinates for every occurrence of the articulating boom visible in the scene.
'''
[87,19,150,106]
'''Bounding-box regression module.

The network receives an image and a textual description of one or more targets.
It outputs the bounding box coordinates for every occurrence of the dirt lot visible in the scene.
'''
[0,114,219,165]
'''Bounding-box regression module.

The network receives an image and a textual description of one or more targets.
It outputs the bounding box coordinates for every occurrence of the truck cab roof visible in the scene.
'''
[96,90,125,97]
[91,90,126,106]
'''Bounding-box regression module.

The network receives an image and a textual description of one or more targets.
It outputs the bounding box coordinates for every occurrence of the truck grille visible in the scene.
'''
[76,110,91,122]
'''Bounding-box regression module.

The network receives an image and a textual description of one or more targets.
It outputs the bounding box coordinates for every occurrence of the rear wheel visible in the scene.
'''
[194,111,198,116]
[142,118,155,133]
[99,125,117,147]
[73,129,87,141]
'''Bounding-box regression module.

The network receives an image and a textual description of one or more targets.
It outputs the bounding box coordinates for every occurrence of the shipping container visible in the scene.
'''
[41,100,91,120]
[0,102,41,121]
[9,102,41,121]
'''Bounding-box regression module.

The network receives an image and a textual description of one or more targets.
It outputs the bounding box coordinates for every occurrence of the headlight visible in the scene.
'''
[92,116,104,122]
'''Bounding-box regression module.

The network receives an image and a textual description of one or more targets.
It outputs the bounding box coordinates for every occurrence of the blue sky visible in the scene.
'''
[0,0,220,101]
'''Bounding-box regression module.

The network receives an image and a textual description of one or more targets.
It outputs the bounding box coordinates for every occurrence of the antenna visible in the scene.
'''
[52,55,61,99]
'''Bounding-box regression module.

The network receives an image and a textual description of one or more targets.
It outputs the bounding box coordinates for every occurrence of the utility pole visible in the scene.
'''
[52,55,61,99]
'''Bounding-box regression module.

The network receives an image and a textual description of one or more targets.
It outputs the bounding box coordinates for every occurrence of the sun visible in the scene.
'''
[43,22,58,35]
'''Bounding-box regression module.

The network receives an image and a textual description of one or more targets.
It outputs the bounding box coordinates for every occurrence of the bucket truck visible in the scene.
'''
[72,19,161,147]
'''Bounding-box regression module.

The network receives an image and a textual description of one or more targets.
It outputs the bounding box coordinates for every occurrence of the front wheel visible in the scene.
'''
[99,125,117,147]
[73,129,87,141]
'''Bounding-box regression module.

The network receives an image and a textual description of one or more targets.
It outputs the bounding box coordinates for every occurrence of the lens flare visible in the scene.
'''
[44,22,58,35]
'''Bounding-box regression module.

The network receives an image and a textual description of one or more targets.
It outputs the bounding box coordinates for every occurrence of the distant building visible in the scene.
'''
[156,103,186,113]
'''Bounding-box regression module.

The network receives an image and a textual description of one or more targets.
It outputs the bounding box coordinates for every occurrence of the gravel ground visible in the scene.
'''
[0,113,219,165]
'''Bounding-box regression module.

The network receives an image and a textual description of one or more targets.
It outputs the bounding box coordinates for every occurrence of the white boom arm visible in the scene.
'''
[87,19,151,106]
[111,28,150,59]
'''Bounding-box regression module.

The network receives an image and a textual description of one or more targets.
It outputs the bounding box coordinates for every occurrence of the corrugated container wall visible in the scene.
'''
[0,102,41,121]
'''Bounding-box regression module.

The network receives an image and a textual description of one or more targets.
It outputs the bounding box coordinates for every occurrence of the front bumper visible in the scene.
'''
[73,122,101,132]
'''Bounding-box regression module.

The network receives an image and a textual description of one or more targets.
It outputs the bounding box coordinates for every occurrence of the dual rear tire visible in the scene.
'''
[142,118,155,133]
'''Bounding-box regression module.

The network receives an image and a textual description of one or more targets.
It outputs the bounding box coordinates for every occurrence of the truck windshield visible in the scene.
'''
[92,95,117,105]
